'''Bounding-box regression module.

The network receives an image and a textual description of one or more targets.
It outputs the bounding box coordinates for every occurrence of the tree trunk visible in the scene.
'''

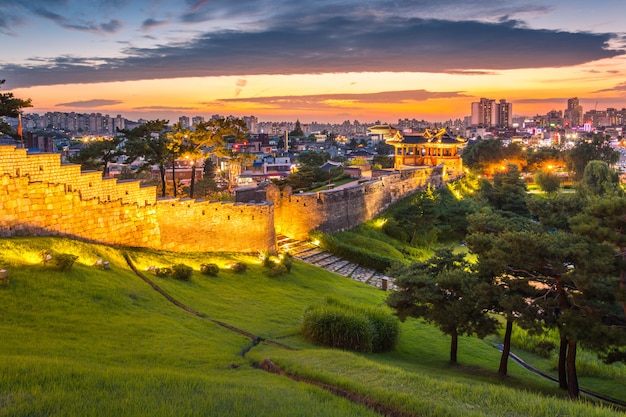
[555,275,570,391]
[558,333,568,390]
[567,339,579,399]
[450,330,458,363]
[619,264,626,317]
[190,160,196,198]
[159,165,166,197]
[498,319,513,375]
[171,164,177,197]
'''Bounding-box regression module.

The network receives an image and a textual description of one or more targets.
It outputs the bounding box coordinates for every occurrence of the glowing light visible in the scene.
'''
[374,218,388,228]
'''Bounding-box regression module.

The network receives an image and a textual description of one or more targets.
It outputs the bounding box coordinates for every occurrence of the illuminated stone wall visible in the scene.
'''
[0,145,438,252]
[156,198,275,253]
[0,145,275,252]
[265,166,443,240]
[0,146,160,246]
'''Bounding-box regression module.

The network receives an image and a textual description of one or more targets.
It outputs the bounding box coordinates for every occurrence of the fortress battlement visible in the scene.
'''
[0,144,443,252]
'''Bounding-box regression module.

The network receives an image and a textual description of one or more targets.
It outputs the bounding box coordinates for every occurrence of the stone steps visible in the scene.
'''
[276,234,395,290]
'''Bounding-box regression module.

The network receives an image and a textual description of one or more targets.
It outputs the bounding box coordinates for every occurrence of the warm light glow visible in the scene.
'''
[14,56,626,123]
[374,218,388,228]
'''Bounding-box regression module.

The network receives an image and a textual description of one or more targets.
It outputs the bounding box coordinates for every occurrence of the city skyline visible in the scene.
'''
[2,0,626,123]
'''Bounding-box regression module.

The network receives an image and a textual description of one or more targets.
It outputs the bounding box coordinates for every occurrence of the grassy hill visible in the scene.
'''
[0,237,624,417]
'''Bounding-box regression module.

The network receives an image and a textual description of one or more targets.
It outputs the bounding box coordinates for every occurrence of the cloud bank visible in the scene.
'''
[2,13,623,89]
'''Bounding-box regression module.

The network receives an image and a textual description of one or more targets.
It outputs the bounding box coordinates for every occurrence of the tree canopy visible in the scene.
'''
[387,248,497,363]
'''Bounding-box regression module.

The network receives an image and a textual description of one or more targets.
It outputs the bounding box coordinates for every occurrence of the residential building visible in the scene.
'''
[564,97,583,127]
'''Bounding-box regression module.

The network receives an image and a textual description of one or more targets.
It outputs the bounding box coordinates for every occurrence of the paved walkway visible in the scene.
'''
[276,234,396,291]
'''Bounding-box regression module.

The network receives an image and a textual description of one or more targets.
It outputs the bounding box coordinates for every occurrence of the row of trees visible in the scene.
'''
[462,136,620,181]
[71,117,251,198]
[387,161,626,399]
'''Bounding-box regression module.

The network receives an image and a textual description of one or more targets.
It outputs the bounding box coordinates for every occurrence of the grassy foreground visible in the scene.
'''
[0,236,624,417]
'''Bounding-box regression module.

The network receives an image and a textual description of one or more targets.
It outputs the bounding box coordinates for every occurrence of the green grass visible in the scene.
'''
[1,236,625,416]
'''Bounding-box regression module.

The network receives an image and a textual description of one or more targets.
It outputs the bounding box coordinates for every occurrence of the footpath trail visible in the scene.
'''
[276,234,395,291]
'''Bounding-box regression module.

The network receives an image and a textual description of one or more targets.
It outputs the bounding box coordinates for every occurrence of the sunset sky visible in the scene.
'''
[2,0,626,124]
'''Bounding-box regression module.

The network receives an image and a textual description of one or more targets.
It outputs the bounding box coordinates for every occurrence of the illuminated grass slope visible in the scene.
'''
[0,237,624,417]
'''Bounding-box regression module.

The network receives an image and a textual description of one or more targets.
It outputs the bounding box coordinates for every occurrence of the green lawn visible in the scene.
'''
[0,237,624,416]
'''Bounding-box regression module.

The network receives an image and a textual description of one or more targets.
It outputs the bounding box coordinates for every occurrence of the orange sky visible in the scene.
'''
[3,0,626,124]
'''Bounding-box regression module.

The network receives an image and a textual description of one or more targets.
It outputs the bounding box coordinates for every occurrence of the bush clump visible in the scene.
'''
[155,267,172,277]
[171,264,193,281]
[43,251,79,271]
[281,253,293,272]
[200,263,219,276]
[230,262,247,273]
[268,264,288,277]
[301,297,399,353]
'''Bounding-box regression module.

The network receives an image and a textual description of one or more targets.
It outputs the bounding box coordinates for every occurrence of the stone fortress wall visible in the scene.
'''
[0,145,443,253]
[0,145,275,252]
[156,197,275,253]
[259,166,443,240]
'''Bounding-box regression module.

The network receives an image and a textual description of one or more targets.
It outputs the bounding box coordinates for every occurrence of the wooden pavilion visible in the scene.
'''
[386,128,467,178]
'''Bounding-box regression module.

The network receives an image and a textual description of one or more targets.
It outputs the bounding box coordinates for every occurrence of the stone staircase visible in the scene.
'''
[276,234,395,291]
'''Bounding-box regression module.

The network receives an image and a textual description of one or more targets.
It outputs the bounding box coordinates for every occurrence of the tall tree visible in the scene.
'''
[479,163,530,217]
[69,136,124,177]
[193,117,248,193]
[570,161,626,320]
[0,80,32,139]
[565,135,619,181]
[289,119,304,137]
[121,120,170,197]
[466,209,544,376]
[387,248,497,363]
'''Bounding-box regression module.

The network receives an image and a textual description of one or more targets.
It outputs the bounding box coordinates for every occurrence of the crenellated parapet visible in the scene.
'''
[0,144,439,252]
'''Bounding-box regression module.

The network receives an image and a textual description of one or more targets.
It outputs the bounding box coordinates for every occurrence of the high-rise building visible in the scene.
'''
[470,98,512,128]
[113,115,125,132]
[242,115,258,133]
[179,116,190,129]
[496,99,512,128]
[564,97,583,127]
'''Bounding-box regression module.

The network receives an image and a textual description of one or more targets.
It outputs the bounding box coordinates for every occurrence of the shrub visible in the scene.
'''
[259,251,273,268]
[281,253,293,272]
[382,218,410,242]
[200,263,219,276]
[46,253,79,271]
[302,304,374,352]
[171,264,193,281]
[230,262,247,273]
[366,307,400,352]
[268,264,288,277]
[301,298,399,353]
[155,267,172,277]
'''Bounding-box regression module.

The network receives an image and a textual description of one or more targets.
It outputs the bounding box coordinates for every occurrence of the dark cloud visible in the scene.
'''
[2,15,624,89]
[56,99,123,107]
[218,89,469,104]
[594,82,626,93]
[3,1,124,35]
[133,105,197,110]
[205,89,470,112]
[141,18,168,31]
